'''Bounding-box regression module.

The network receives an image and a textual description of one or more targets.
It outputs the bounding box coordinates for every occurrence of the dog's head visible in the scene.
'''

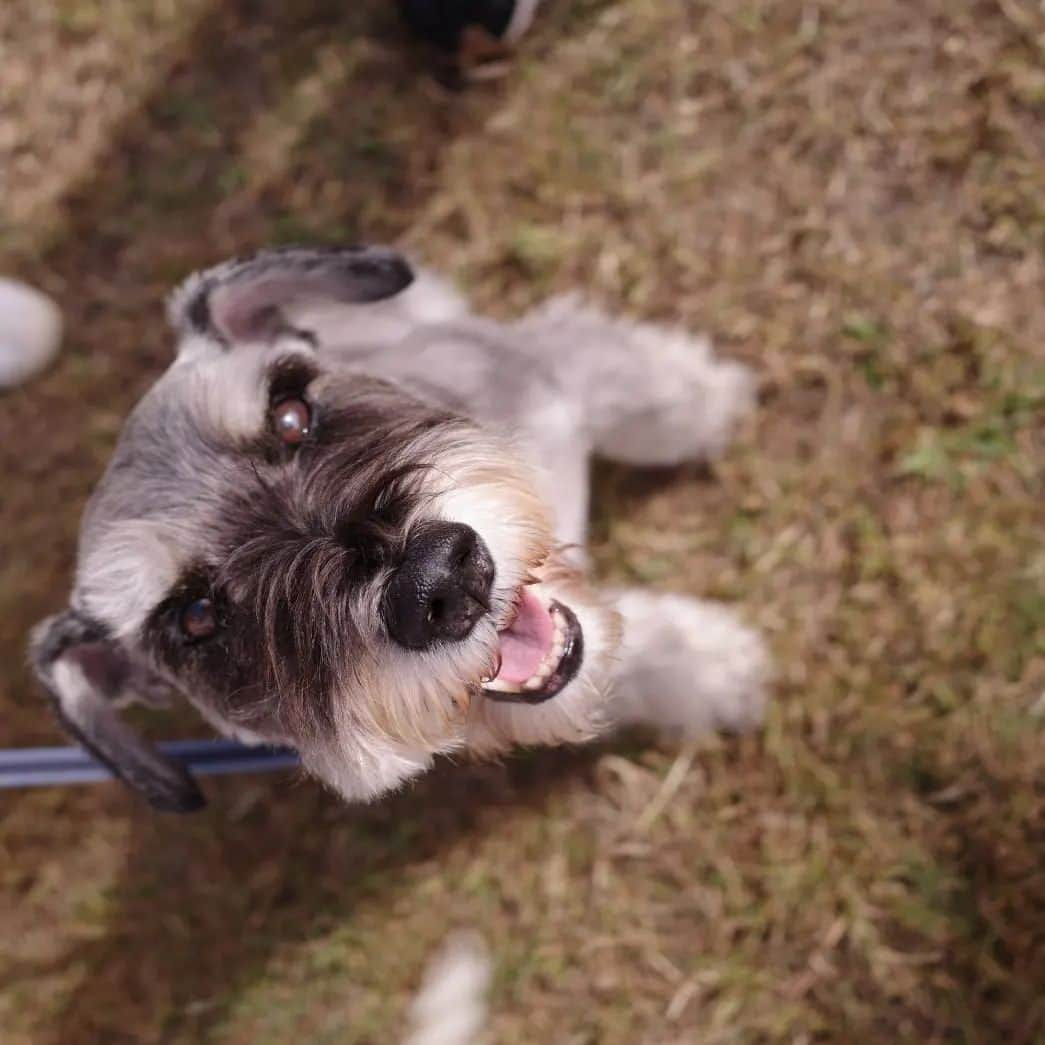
[31,247,618,812]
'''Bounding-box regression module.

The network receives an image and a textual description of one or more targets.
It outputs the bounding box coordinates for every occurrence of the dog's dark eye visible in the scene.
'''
[180,597,218,641]
[272,397,312,446]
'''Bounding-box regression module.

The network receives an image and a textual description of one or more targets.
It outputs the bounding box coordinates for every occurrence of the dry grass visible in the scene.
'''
[1,1,1043,1042]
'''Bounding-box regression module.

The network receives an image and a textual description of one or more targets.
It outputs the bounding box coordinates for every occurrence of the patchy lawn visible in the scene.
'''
[1,1,1042,1042]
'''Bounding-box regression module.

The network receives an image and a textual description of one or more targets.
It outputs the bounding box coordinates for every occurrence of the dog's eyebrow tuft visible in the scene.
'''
[267,355,320,403]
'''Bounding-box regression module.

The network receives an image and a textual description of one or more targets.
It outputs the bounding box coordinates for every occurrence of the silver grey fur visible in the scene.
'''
[30,246,767,813]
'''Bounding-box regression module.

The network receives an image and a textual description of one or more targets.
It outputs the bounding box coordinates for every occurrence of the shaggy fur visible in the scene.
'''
[30,246,767,812]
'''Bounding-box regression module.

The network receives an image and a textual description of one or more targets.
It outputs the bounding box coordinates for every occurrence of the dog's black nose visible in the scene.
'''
[384,522,494,649]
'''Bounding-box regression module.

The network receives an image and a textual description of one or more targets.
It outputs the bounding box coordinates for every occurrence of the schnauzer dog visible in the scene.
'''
[30,247,767,812]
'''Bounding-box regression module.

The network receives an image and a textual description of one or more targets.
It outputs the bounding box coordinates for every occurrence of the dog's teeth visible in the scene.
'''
[483,603,572,696]
[483,677,522,694]
[526,658,558,689]
[479,652,503,685]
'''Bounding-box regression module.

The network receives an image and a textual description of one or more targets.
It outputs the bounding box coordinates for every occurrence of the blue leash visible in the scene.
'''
[0,739,299,790]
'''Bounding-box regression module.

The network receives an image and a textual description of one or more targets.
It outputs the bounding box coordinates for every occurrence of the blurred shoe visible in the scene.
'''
[398,0,541,52]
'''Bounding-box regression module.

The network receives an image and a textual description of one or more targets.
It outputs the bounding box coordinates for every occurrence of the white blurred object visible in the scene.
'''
[0,278,63,389]
[503,0,542,43]
[404,932,491,1045]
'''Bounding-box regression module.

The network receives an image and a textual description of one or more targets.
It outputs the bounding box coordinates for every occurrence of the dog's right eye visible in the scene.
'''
[272,397,312,446]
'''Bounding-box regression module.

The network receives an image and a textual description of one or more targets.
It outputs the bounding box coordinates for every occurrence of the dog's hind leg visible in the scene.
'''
[517,297,756,467]
[607,588,768,736]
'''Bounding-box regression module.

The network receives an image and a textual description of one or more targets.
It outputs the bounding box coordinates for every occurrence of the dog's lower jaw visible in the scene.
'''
[464,570,622,755]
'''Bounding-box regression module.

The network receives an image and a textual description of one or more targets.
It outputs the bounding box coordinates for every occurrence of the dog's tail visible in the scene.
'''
[404,932,491,1045]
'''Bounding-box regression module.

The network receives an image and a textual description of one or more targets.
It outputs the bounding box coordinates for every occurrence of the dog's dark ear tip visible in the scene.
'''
[30,609,210,816]
[114,749,207,814]
[379,253,415,294]
[151,783,207,814]
[339,247,415,298]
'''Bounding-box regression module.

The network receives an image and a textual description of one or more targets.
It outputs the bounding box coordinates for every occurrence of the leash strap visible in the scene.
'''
[0,739,299,789]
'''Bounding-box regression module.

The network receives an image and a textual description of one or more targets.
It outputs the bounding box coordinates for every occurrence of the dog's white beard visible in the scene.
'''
[300,562,620,804]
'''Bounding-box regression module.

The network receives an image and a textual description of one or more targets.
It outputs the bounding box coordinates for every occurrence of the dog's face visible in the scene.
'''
[31,248,618,811]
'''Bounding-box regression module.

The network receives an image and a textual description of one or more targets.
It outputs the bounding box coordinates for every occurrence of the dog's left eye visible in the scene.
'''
[180,597,218,641]
[272,397,312,446]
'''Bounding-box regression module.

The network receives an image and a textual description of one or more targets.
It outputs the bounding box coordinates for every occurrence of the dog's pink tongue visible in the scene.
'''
[495,590,554,685]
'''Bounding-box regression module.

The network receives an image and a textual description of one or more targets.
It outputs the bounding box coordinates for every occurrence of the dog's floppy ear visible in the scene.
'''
[29,611,205,813]
[167,245,415,345]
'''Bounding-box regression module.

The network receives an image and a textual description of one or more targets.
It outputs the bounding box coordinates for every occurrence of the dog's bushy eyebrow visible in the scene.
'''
[266,355,320,401]
[204,459,423,738]
[211,353,321,462]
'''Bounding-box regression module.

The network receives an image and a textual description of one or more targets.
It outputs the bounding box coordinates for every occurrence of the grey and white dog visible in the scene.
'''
[30,247,767,812]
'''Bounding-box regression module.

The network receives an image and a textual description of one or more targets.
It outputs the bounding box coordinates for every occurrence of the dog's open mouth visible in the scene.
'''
[481,589,583,703]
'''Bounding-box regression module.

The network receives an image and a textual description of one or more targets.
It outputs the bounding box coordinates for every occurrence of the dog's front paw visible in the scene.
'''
[695,355,757,460]
[612,590,769,737]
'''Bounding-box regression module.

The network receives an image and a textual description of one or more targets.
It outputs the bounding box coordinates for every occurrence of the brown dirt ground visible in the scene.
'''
[1,1,1042,1042]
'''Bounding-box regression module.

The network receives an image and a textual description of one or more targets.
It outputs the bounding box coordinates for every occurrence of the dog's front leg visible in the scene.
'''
[607,588,768,737]
[519,299,756,467]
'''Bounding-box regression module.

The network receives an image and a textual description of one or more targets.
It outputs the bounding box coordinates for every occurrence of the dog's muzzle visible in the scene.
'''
[382,523,586,704]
